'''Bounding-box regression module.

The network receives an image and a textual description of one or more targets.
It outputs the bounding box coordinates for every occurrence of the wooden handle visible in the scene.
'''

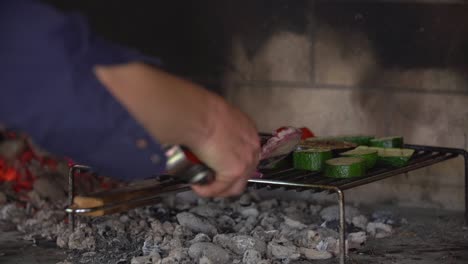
[71,180,184,216]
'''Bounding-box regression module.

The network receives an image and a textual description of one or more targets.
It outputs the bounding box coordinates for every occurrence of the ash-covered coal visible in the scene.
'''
[0,191,403,264]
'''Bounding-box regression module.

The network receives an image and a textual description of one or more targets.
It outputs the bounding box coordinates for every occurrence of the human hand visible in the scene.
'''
[188,100,260,197]
[95,63,260,197]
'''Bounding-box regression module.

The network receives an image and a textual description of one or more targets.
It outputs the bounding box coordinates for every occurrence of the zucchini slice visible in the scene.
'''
[356,146,415,167]
[324,157,366,178]
[306,135,374,146]
[293,149,333,171]
[369,136,404,148]
[340,148,378,169]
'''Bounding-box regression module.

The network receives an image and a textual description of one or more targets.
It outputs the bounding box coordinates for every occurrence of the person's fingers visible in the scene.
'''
[221,176,248,197]
[191,176,235,197]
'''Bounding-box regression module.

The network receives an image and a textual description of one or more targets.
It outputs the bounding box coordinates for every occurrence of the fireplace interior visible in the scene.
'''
[1,1,468,264]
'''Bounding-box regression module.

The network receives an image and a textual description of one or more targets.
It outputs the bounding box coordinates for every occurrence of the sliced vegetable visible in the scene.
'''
[338,135,375,146]
[299,140,357,154]
[369,136,404,148]
[305,135,374,146]
[293,149,333,171]
[356,146,415,167]
[324,157,366,178]
[340,148,378,169]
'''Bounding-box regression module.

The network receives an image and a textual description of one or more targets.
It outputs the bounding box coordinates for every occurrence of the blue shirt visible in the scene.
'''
[0,0,166,181]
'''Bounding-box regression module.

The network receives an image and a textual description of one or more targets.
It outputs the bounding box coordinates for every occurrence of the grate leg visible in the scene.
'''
[68,165,93,232]
[336,188,346,264]
[464,151,468,226]
[68,166,75,232]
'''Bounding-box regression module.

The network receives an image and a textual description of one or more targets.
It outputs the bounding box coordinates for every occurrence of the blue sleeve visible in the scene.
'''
[0,0,166,181]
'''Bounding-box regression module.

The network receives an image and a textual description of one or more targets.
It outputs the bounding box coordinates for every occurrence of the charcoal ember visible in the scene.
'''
[251,227,278,242]
[283,216,306,229]
[283,201,308,222]
[159,236,183,253]
[0,138,25,161]
[33,174,66,201]
[278,225,302,242]
[352,215,368,230]
[161,256,191,264]
[258,199,278,211]
[234,216,257,234]
[321,219,361,233]
[56,223,72,248]
[189,233,211,244]
[217,214,236,232]
[293,230,321,248]
[371,210,398,225]
[212,233,234,248]
[190,204,223,218]
[128,219,149,237]
[0,219,16,232]
[366,222,392,238]
[320,205,360,223]
[119,215,130,223]
[131,254,160,264]
[299,247,333,260]
[176,212,218,237]
[309,204,322,215]
[259,213,281,230]
[238,206,259,218]
[0,191,6,205]
[162,221,175,235]
[188,242,232,264]
[26,190,47,208]
[316,237,339,254]
[266,241,300,260]
[347,231,367,249]
[239,193,252,206]
[0,203,27,224]
[142,235,162,256]
[226,235,267,256]
[172,224,193,239]
[242,249,262,264]
[164,248,189,263]
[150,220,165,235]
[17,208,65,239]
[67,223,96,250]
[96,219,126,238]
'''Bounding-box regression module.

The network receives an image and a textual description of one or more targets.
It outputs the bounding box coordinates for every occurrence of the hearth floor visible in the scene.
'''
[0,206,466,264]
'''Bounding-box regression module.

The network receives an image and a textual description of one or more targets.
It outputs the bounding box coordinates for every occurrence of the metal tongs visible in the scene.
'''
[65,128,301,219]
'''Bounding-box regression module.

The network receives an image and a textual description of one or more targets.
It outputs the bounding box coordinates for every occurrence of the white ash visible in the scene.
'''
[367,222,393,238]
[0,189,405,264]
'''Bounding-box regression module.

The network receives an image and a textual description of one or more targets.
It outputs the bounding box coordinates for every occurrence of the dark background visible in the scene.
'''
[43,1,468,89]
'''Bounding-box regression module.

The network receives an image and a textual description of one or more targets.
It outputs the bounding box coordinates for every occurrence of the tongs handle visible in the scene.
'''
[165,146,215,185]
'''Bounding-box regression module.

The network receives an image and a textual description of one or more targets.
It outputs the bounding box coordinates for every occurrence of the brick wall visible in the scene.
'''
[224,2,468,210]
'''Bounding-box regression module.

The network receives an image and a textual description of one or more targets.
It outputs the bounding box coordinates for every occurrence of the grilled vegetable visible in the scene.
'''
[340,148,378,169]
[338,135,374,146]
[305,135,374,146]
[299,140,357,154]
[369,136,404,148]
[293,149,333,171]
[356,146,415,167]
[324,157,366,178]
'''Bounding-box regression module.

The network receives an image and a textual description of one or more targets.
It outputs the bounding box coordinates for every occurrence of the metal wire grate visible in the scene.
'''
[66,144,467,264]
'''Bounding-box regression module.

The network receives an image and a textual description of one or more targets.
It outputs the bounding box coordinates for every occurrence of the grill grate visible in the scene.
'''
[250,144,461,192]
[66,144,467,264]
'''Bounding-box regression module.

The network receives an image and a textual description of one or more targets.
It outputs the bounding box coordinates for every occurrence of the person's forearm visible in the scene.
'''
[95,63,219,149]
